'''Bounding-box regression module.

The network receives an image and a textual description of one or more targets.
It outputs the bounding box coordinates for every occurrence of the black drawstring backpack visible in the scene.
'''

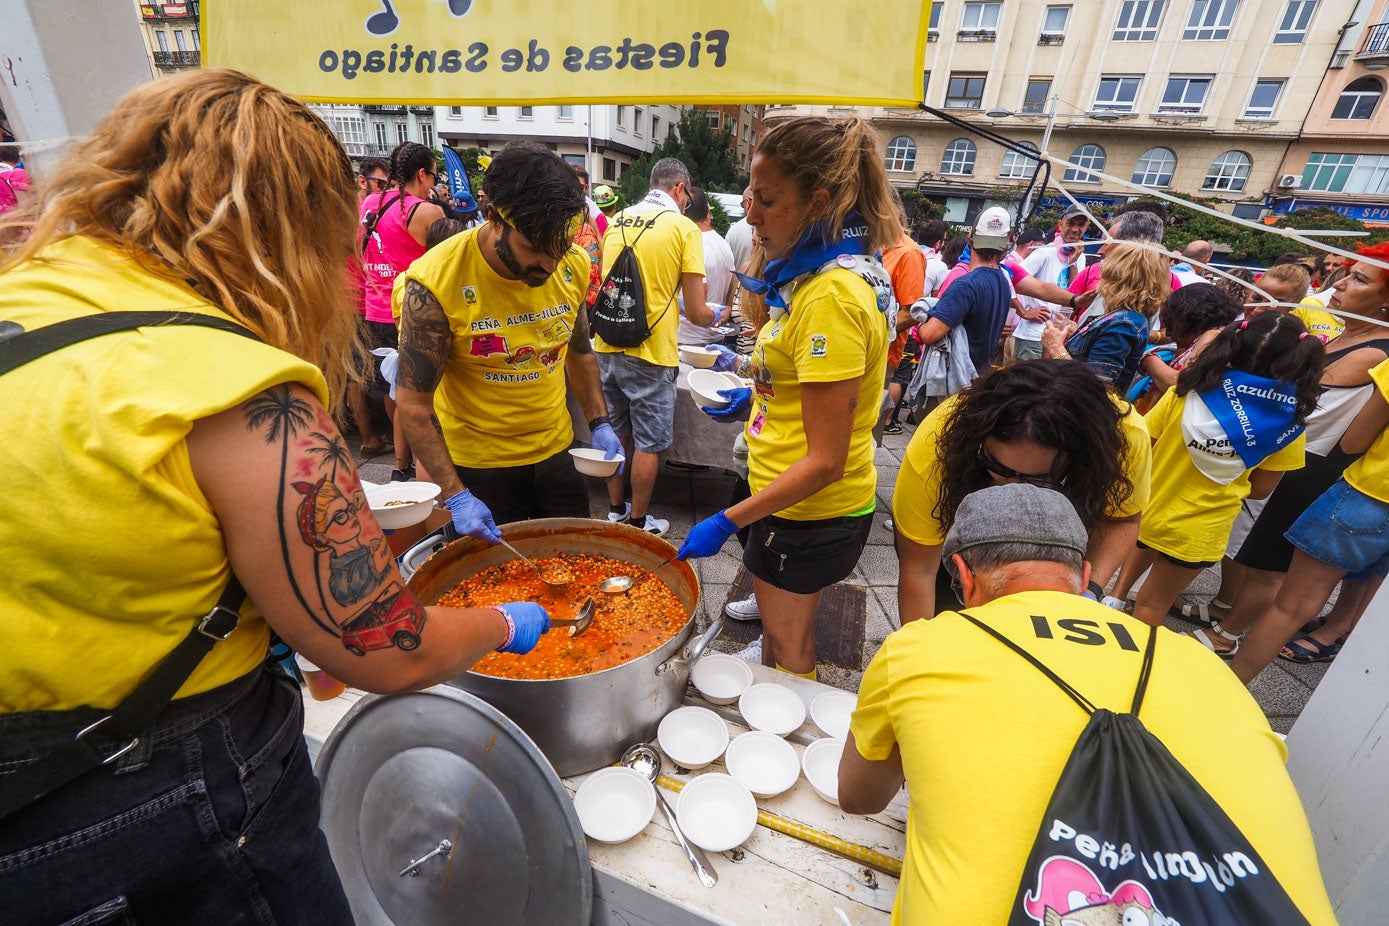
[590,210,672,348]
[959,614,1312,926]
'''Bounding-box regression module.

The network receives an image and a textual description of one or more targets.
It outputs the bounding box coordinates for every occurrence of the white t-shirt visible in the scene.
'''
[678,229,737,346]
[924,256,949,299]
[1015,245,1086,341]
[725,218,754,274]
[1175,269,1207,288]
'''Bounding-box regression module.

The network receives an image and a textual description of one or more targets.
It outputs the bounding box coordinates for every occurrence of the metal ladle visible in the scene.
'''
[548,598,595,638]
[620,742,718,888]
[600,553,679,594]
[497,536,569,595]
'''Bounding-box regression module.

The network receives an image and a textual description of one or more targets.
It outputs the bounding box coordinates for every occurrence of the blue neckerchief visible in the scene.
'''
[733,212,871,312]
[1200,370,1303,469]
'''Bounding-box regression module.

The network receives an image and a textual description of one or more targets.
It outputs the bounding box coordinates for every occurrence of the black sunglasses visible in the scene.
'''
[977,444,1065,490]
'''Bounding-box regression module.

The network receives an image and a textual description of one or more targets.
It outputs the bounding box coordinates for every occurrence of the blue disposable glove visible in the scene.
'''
[589,422,626,476]
[678,510,739,560]
[443,489,502,544]
[494,601,551,654]
[707,344,740,372]
[701,387,752,421]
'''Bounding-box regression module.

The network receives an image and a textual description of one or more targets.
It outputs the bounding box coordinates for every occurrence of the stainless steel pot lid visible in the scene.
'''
[315,686,592,925]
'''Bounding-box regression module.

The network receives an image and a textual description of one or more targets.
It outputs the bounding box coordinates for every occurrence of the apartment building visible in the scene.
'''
[134,1,201,76]
[434,105,684,185]
[766,0,1353,224]
[1272,0,1389,225]
[694,105,768,171]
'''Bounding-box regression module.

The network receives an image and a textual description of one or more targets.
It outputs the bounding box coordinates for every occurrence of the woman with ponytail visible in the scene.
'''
[675,116,897,679]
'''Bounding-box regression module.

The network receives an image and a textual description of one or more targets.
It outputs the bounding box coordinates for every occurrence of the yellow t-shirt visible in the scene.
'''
[1140,388,1306,563]
[1343,357,1389,502]
[1292,301,1344,343]
[850,590,1337,926]
[0,237,328,712]
[594,202,705,368]
[394,227,591,468]
[745,267,889,520]
[892,394,1152,546]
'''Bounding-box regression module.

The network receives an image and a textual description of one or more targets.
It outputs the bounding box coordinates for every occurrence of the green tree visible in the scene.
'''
[707,195,732,236]
[617,110,747,204]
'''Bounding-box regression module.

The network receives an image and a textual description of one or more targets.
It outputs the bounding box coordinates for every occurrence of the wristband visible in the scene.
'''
[1086,580,1104,599]
[587,415,611,431]
[1069,294,1079,309]
[491,605,516,652]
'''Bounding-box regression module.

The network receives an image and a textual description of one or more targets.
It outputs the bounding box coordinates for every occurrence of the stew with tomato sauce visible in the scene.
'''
[437,552,689,680]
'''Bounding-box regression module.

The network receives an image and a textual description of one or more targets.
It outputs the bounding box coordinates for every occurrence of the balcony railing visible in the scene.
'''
[1356,22,1389,61]
[152,50,200,67]
[140,1,199,22]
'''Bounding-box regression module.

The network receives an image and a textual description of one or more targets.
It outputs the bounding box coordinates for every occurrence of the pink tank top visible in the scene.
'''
[360,190,427,324]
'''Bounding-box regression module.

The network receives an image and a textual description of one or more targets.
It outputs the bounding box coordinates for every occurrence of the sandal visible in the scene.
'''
[1170,599,1229,627]
[1188,620,1242,659]
[360,439,393,458]
[1278,634,1342,664]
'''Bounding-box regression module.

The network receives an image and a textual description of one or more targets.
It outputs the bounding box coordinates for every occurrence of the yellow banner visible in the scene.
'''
[204,1,931,106]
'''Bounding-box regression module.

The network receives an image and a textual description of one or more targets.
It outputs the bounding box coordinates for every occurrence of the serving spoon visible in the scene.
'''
[547,598,595,638]
[497,536,569,595]
[600,553,680,594]
[621,743,718,888]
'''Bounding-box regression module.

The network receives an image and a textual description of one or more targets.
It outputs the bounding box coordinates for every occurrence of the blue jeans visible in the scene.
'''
[1285,477,1389,578]
[0,667,353,925]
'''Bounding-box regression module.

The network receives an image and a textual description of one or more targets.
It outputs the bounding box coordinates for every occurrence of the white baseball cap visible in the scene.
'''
[971,206,1014,250]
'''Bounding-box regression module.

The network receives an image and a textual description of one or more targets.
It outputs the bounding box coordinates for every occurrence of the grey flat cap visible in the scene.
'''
[943,484,1088,564]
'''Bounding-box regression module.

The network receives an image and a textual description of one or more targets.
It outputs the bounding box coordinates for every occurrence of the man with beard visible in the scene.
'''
[393,143,623,536]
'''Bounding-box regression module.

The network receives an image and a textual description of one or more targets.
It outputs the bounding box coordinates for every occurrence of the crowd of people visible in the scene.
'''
[2,67,1382,922]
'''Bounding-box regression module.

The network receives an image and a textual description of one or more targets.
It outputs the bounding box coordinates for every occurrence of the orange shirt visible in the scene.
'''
[882,230,926,372]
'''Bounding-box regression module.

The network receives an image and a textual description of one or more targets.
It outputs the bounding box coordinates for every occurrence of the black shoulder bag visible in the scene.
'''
[0,311,262,821]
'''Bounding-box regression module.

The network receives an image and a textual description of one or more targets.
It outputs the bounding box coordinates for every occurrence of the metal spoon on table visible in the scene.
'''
[496,536,569,595]
[600,554,680,594]
[620,742,718,888]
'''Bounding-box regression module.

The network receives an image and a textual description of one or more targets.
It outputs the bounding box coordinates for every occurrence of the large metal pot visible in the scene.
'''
[404,518,721,778]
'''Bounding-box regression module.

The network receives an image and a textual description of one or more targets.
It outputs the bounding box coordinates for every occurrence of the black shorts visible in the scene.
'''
[360,318,399,394]
[890,341,922,388]
[1136,539,1216,570]
[1235,449,1350,573]
[454,447,590,526]
[743,512,873,595]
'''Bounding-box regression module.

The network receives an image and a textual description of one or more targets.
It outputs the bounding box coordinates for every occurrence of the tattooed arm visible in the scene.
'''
[563,305,608,424]
[395,279,466,499]
[186,384,508,693]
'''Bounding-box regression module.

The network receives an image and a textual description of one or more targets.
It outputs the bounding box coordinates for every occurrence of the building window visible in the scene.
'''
[945,73,987,109]
[395,121,409,145]
[483,106,498,118]
[617,106,628,128]
[633,107,644,136]
[1158,75,1213,113]
[1042,5,1071,35]
[1093,75,1142,112]
[448,106,462,116]
[1023,78,1051,113]
[704,111,721,127]
[1184,0,1239,40]
[1331,77,1383,120]
[1274,0,1317,43]
[941,138,978,175]
[1132,147,1176,186]
[960,2,1001,33]
[922,70,931,101]
[155,30,169,52]
[1243,79,1284,118]
[929,2,942,33]
[1202,150,1252,191]
[651,116,660,138]
[1000,142,1040,179]
[602,157,617,181]
[374,122,388,150]
[1063,144,1106,183]
[191,28,200,50]
[558,105,574,119]
[174,30,188,52]
[1302,153,1389,194]
[884,136,918,171]
[419,122,434,147]
[518,106,534,119]
[1114,0,1165,41]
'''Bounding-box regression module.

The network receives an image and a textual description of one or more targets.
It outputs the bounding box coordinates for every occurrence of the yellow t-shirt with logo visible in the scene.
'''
[594,203,705,368]
[1343,357,1389,502]
[745,267,888,520]
[394,227,590,468]
[1140,388,1305,563]
[0,237,328,712]
[892,394,1152,546]
[850,591,1337,926]
[1291,300,1344,343]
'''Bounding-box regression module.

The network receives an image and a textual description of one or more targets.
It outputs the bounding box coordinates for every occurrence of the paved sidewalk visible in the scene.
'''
[359,426,1328,735]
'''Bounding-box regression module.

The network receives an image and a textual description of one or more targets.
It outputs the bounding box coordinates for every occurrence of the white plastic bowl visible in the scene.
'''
[657,706,730,770]
[679,344,720,368]
[690,653,754,705]
[738,683,807,737]
[801,737,845,805]
[569,447,624,478]
[718,371,751,391]
[725,731,800,798]
[675,773,759,852]
[573,767,656,844]
[688,369,736,411]
[364,481,441,530]
[810,691,857,741]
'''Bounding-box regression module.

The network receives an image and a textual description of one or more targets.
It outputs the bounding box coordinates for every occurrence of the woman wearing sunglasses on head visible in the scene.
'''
[892,360,1149,621]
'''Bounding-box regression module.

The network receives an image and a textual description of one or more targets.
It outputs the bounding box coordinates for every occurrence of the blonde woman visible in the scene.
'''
[0,69,548,921]
[1043,243,1170,389]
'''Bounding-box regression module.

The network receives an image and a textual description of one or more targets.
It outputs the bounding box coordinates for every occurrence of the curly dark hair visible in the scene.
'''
[1160,282,1240,347]
[934,360,1133,533]
[480,142,587,259]
[1175,312,1326,425]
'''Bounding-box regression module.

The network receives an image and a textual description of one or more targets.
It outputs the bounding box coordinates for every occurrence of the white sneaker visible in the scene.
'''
[634,514,669,536]
[725,593,761,621]
[732,636,763,664]
[606,502,631,524]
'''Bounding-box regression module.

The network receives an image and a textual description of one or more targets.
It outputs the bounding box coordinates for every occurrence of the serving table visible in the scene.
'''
[302,662,908,926]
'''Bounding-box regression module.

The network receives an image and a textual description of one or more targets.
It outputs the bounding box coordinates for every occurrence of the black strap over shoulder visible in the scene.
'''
[0,310,259,377]
[958,610,1158,716]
